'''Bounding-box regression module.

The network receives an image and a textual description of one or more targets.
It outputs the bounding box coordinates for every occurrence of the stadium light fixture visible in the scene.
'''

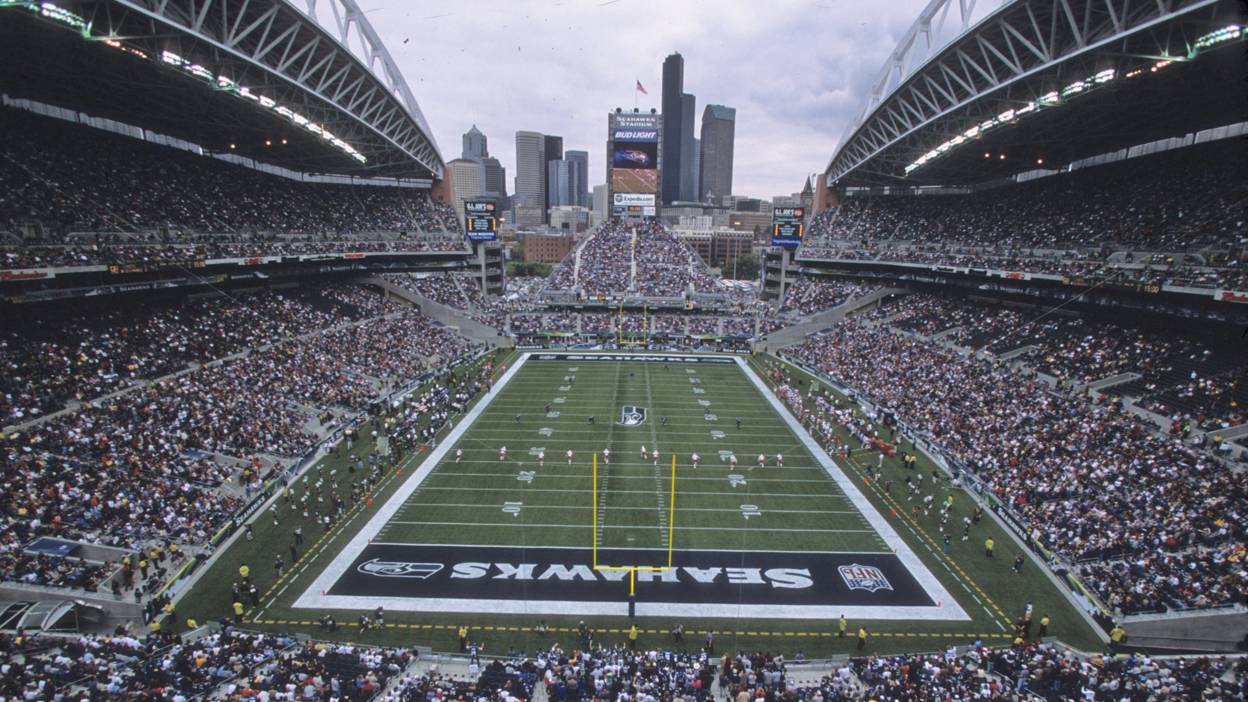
[904,26,1243,177]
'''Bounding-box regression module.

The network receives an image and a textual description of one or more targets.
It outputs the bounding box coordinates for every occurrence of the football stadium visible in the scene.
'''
[0,0,1246,698]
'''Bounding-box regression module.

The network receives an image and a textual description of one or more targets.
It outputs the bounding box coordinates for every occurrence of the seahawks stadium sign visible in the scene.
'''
[297,543,964,619]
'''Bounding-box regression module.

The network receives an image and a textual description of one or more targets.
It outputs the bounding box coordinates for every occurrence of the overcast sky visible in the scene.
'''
[359,0,929,198]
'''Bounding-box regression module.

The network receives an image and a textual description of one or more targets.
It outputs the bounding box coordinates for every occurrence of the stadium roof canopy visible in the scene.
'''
[0,0,443,180]
[825,0,1244,188]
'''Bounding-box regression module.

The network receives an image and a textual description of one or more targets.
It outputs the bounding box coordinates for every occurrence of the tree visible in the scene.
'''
[724,255,759,281]
[508,261,552,278]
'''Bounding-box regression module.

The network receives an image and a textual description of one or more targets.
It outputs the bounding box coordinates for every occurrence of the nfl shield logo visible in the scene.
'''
[620,405,646,426]
[838,563,894,592]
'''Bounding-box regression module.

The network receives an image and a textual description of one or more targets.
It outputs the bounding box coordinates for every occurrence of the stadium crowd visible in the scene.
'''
[798,143,1248,290]
[0,108,462,270]
[779,277,878,316]
[786,301,1248,615]
[865,293,1248,428]
[548,222,719,297]
[0,284,472,569]
[0,284,396,424]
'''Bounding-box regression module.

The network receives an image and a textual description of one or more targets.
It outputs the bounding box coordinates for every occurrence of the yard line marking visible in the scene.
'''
[412,486,850,498]
[420,472,833,483]
[386,520,882,534]
[396,502,860,515]
[364,541,890,555]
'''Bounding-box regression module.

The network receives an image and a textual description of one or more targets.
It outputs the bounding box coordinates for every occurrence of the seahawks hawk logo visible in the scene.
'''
[356,559,443,579]
[619,405,646,426]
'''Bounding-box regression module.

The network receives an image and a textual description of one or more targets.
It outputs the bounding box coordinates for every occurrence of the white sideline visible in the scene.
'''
[294,353,530,609]
[733,355,967,621]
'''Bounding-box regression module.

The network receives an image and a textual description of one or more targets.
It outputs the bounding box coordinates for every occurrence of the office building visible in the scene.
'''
[699,104,735,203]
[690,137,701,202]
[547,159,572,208]
[661,52,684,205]
[514,130,546,226]
[543,135,563,220]
[565,150,589,208]
[548,206,591,234]
[462,125,487,160]
[446,158,484,226]
[482,157,506,201]
[523,231,576,262]
[680,93,696,201]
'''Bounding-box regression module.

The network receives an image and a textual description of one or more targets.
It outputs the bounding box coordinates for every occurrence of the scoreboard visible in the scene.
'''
[771,206,805,248]
[464,200,497,243]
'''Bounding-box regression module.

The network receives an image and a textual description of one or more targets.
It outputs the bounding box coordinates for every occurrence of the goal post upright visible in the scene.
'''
[592,452,598,568]
[667,453,676,567]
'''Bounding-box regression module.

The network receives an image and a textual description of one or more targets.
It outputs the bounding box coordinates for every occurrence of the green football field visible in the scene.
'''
[175,349,1103,655]
[374,356,888,555]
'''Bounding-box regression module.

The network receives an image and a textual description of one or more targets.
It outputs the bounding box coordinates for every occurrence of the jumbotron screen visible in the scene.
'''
[464,200,497,242]
[610,126,659,195]
[771,207,805,248]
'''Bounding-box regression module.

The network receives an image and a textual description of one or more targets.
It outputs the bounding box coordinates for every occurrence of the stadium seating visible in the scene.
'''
[786,295,1248,615]
[799,143,1248,290]
[548,221,720,297]
[0,109,462,270]
[779,277,877,316]
[0,283,473,579]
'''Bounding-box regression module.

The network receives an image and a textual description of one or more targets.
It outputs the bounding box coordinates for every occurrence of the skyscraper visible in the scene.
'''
[543,135,563,220]
[514,131,546,226]
[462,125,487,160]
[446,158,484,226]
[546,159,571,207]
[690,137,701,202]
[482,157,506,201]
[679,93,696,201]
[661,52,684,206]
[565,150,589,208]
[699,104,736,203]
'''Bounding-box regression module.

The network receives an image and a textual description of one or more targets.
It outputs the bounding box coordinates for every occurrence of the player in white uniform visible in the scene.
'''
[729,454,738,468]
[566,449,574,464]
[640,445,647,459]
[776,453,784,468]
[602,448,610,465]
[455,449,462,463]
[499,446,506,461]
[651,449,659,466]
[758,453,766,468]
[691,452,700,467]
[537,450,545,467]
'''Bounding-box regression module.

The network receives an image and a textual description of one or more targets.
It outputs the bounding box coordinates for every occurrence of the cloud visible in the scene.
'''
[361,0,927,198]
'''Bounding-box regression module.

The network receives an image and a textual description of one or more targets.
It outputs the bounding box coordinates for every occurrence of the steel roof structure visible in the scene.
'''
[825,0,1244,187]
[0,0,442,179]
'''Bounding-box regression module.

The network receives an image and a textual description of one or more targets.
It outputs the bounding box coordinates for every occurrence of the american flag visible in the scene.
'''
[635,80,648,95]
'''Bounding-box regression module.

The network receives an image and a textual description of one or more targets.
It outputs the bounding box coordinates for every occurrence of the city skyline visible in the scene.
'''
[359,0,930,199]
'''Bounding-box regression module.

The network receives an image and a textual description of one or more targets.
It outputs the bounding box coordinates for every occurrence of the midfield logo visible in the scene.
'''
[356,559,443,579]
[619,405,647,426]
